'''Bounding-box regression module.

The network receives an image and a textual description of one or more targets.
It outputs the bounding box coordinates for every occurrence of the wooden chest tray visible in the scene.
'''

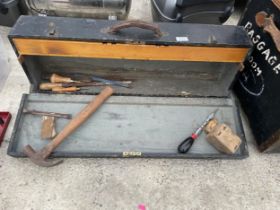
[8,94,248,159]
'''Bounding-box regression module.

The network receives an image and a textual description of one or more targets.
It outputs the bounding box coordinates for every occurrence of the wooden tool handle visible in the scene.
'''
[52,87,80,93]
[44,87,113,158]
[40,83,62,90]
[50,73,75,83]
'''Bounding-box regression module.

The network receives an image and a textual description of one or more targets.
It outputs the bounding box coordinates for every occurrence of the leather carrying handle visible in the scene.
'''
[256,12,280,52]
[108,20,163,37]
[50,73,76,83]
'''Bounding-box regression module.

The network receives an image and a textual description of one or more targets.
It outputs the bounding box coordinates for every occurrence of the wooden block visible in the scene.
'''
[205,120,241,154]
[204,118,218,134]
[41,116,56,139]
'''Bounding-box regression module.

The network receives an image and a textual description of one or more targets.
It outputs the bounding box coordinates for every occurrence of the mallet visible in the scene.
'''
[23,86,114,167]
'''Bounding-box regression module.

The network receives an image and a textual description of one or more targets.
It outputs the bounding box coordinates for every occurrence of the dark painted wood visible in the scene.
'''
[234,0,280,152]
[23,56,239,97]
[9,15,251,48]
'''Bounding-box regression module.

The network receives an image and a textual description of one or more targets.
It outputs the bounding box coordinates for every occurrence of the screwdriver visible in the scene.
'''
[178,109,219,153]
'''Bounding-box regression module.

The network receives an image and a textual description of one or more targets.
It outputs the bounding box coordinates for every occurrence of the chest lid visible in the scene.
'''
[9,15,251,63]
[8,16,252,98]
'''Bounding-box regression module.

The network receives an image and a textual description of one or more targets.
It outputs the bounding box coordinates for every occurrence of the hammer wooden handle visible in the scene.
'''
[42,87,113,159]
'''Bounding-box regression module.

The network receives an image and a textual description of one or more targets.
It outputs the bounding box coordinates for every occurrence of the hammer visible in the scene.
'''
[23,86,114,167]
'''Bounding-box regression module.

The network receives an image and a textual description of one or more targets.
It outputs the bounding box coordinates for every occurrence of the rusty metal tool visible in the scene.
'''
[255,11,280,52]
[178,109,218,153]
[41,116,57,139]
[23,109,72,119]
[23,86,114,167]
[23,109,72,139]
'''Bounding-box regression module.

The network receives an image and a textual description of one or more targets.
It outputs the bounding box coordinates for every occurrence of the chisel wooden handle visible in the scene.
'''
[52,87,80,93]
[40,82,106,90]
[43,87,114,158]
[50,73,77,83]
[40,83,63,90]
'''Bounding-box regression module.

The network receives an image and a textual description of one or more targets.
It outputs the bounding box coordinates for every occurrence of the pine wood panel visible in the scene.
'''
[13,38,249,63]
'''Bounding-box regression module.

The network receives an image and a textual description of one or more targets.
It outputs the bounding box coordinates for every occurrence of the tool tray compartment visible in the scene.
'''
[7,16,251,159]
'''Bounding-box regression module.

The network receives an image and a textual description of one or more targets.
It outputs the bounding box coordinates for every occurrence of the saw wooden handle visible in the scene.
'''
[43,87,114,158]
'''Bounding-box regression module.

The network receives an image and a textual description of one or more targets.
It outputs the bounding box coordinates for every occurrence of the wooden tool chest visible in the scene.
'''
[8,15,251,159]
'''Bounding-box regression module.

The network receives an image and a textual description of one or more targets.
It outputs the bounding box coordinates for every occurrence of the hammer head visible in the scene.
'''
[23,145,63,167]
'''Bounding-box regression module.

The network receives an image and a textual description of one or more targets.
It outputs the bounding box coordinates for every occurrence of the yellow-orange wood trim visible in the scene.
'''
[13,38,249,62]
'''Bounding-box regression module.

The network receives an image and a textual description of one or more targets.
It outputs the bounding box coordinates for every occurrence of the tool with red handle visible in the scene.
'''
[178,109,218,153]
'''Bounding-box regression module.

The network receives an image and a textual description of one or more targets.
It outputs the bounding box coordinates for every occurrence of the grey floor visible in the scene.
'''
[0,1,280,210]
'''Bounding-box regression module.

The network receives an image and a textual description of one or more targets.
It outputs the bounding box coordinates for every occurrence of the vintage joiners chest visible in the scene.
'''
[7,16,251,159]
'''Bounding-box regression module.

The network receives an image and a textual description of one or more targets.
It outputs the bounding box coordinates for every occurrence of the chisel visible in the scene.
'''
[40,82,105,90]
[49,73,132,88]
[51,87,94,93]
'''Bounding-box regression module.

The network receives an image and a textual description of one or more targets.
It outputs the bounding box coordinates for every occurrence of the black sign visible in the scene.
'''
[234,0,280,152]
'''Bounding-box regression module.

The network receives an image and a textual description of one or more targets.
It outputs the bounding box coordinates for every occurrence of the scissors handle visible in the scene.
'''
[177,136,195,153]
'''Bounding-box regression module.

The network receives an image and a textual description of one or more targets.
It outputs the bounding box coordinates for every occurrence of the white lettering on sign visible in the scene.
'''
[244,21,280,74]
[248,56,262,76]
[273,63,280,73]
[176,37,189,42]
[238,56,265,97]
